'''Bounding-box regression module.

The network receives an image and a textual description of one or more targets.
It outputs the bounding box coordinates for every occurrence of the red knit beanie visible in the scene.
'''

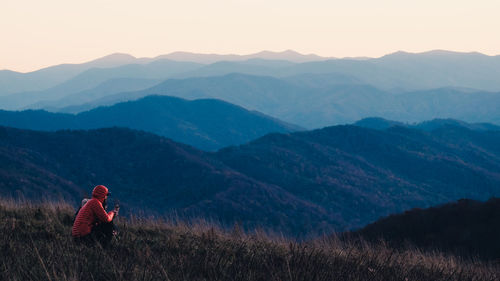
[92,185,109,199]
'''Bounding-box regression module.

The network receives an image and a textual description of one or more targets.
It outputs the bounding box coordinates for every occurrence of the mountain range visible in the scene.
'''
[3,49,500,238]
[0,50,323,97]
[0,53,143,96]
[0,95,299,151]
[2,50,500,131]
[355,117,500,131]
[3,50,500,110]
[31,73,500,128]
[2,122,500,235]
[0,60,203,109]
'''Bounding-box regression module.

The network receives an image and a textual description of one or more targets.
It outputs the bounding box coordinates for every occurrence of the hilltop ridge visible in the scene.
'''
[1,199,496,281]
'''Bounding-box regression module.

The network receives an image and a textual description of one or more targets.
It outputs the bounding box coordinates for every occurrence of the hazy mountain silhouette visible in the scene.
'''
[5,50,500,123]
[282,72,363,88]
[388,87,500,123]
[414,119,500,131]
[355,117,500,131]
[27,78,161,110]
[5,49,500,99]
[53,73,308,114]
[156,50,500,91]
[52,74,397,127]
[0,95,300,150]
[353,117,406,130]
[49,73,500,128]
[155,49,328,64]
[350,198,500,261]
[279,50,500,92]
[0,50,324,97]
[0,60,203,110]
[170,60,296,80]
[0,53,144,96]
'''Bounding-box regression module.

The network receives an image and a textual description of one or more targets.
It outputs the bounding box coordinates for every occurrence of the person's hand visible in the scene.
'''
[113,203,120,216]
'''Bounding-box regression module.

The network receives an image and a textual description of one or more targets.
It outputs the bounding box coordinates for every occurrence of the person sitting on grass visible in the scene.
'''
[72,185,119,247]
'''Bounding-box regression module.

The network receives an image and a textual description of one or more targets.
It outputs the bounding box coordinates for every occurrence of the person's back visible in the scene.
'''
[72,185,118,246]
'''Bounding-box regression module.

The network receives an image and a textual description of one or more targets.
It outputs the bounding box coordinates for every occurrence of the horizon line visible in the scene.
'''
[2,48,499,74]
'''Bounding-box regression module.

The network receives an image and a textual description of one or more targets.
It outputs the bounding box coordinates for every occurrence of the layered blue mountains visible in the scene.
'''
[0,95,300,151]
[2,49,500,239]
[2,50,500,129]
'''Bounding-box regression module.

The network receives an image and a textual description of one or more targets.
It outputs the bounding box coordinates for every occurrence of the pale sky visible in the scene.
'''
[1,0,500,72]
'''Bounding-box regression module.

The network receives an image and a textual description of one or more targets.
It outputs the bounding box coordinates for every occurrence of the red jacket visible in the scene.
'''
[72,185,115,237]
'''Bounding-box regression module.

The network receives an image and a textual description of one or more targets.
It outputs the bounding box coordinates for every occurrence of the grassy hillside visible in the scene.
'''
[1,199,497,281]
[349,198,500,261]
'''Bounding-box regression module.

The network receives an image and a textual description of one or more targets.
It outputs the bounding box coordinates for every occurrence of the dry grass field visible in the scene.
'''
[1,199,498,281]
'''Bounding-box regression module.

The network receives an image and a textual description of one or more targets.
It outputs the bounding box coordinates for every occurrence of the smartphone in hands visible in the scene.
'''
[114,201,120,216]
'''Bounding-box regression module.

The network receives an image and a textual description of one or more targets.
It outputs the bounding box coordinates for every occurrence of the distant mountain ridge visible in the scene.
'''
[27,78,161,110]
[354,117,500,131]
[0,95,300,151]
[4,50,500,132]
[0,60,203,110]
[4,49,500,100]
[0,50,326,97]
[155,49,328,64]
[43,73,500,128]
[0,53,148,96]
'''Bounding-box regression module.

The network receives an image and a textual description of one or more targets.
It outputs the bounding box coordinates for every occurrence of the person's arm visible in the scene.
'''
[91,200,115,223]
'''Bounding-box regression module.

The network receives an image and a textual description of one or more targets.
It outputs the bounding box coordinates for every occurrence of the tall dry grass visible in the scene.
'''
[0,199,498,281]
